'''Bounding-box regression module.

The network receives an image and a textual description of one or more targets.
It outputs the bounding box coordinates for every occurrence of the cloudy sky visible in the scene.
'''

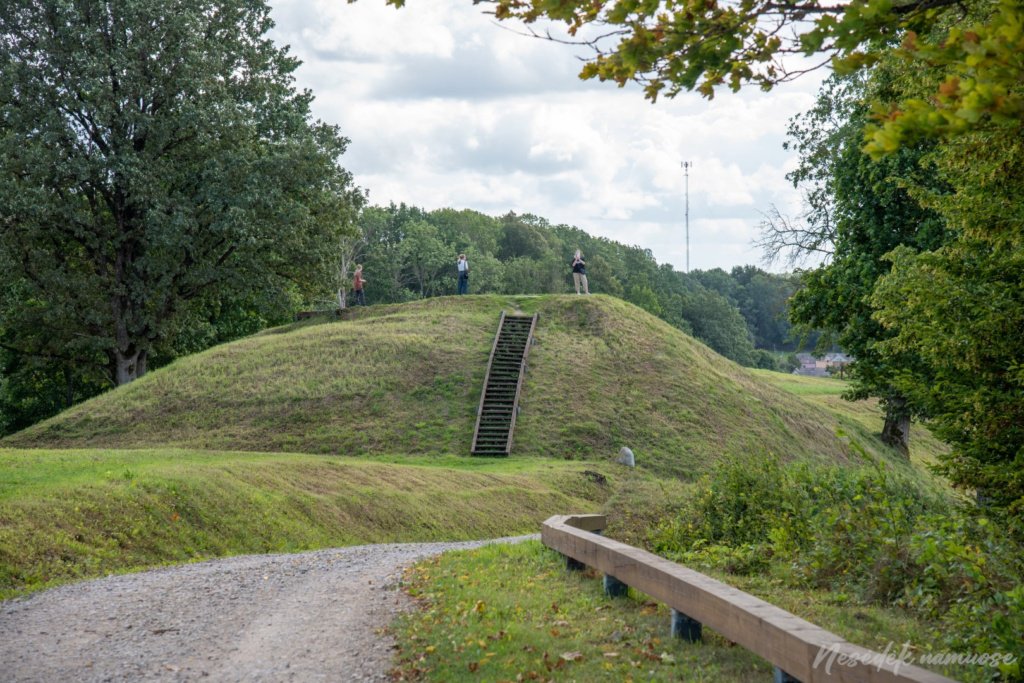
[268,0,825,272]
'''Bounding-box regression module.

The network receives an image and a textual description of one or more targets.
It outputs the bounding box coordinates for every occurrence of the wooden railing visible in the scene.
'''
[542,514,958,683]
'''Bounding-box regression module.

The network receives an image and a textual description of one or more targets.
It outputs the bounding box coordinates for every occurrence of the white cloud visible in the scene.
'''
[269,0,825,272]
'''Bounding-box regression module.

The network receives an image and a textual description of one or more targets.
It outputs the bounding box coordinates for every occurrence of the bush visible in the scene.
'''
[649,450,1023,676]
[903,515,1024,678]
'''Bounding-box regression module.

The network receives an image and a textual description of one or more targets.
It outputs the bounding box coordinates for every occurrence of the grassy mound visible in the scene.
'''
[4,295,904,477]
[0,294,967,676]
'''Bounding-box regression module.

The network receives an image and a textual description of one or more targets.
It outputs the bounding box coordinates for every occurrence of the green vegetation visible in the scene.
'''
[768,48,1024,523]
[778,72,949,454]
[0,448,611,599]
[414,0,1024,529]
[352,205,800,370]
[393,541,774,682]
[1,295,1014,681]
[0,0,363,392]
[392,541,990,682]
[751,370,950,469]
[650,454,1023,679]
[1,0,1020,678]
[391,450,1020,681]
[5,296,887,478]
[0,198,808,438]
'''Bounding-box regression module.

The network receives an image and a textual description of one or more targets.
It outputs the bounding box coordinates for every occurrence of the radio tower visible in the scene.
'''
[681,161,692,273]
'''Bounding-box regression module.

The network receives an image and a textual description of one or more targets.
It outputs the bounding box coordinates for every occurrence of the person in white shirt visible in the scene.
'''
[457,254,470,295]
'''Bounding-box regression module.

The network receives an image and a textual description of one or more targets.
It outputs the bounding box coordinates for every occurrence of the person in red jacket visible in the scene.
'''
[353,264,367,306]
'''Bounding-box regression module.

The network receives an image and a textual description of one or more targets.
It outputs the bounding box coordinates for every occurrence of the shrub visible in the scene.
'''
[649,449,1024,676]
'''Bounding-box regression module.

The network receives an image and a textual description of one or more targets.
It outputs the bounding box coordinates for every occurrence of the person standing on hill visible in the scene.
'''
[457,254,470,295]
[571,250,589,295]
[352,264,367,306]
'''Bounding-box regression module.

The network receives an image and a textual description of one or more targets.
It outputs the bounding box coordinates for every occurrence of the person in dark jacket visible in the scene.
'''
[571,250,589,295]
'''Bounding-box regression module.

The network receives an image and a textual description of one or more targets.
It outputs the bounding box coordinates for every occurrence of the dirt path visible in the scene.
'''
[0,536,536,682]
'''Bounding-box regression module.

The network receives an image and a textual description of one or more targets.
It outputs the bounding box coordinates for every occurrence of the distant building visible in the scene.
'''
[792,352,853,377]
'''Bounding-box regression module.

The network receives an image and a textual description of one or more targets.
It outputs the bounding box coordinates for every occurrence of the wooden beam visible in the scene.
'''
[542,516,956,683]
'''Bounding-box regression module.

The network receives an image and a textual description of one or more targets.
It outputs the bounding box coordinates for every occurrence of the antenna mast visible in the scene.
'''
[681,161,692,273]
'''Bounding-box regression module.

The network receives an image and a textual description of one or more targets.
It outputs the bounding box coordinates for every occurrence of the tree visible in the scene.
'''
[626,283,662,317]
[428,208,502,257]
[359,204,422,303]
[334,231,366,310]
[771,73,948,453]
[869,104,1024,517]
[678,287,757,366]
[731,268,798,351]
[460,248,506,294]
[498,213,549,260]
[376,0,1023,152]
[401,220,452,297]
[753,10,1023,515]
[583,254,623,298]
[0,0,362,385]
[873,241,1024,516]
[691,269,740,305]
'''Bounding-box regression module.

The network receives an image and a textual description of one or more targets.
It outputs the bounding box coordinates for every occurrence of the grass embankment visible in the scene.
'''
[4,295,910,478]
[0,449,613,599]
[751,370,950,467]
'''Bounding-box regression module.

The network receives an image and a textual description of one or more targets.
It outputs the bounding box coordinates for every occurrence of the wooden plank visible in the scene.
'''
[542,517,956,683]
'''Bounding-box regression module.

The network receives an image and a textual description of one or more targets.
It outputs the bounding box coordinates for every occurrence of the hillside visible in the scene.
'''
[4,295,904,477]
[0,449,612,598]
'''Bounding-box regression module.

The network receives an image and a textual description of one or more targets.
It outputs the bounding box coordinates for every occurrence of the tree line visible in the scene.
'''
[0,188,807,436]
[337,203,805,361]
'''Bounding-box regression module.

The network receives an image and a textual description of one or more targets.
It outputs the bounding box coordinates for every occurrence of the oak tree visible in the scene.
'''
[0,0,362,385]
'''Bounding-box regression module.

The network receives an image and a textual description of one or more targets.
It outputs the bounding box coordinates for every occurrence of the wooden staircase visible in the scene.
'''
[471,312,538,456]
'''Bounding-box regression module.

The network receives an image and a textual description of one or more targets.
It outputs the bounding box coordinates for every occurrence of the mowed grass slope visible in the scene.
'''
[5,295,902,477]
[751,370,950,467]
[0,448,614,598]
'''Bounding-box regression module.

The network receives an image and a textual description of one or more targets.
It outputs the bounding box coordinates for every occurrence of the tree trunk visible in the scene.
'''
[881,397,911,457]
[112,348,147,385]
[337,287,347,310]
[63,366,74,408]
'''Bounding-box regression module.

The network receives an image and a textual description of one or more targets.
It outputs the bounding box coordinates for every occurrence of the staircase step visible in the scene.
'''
[471,313,538,457]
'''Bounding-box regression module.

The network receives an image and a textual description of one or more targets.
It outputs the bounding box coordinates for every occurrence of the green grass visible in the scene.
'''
[0,295,974,681]
[393,541,982,682]
[748,370,850,396]
[751,369,951,468]
[394,541,772,682]
[0,448,612,599]
[4,295,916,479]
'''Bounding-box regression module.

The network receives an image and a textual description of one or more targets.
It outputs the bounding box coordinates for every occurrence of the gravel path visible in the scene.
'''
[0,536,537,682]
